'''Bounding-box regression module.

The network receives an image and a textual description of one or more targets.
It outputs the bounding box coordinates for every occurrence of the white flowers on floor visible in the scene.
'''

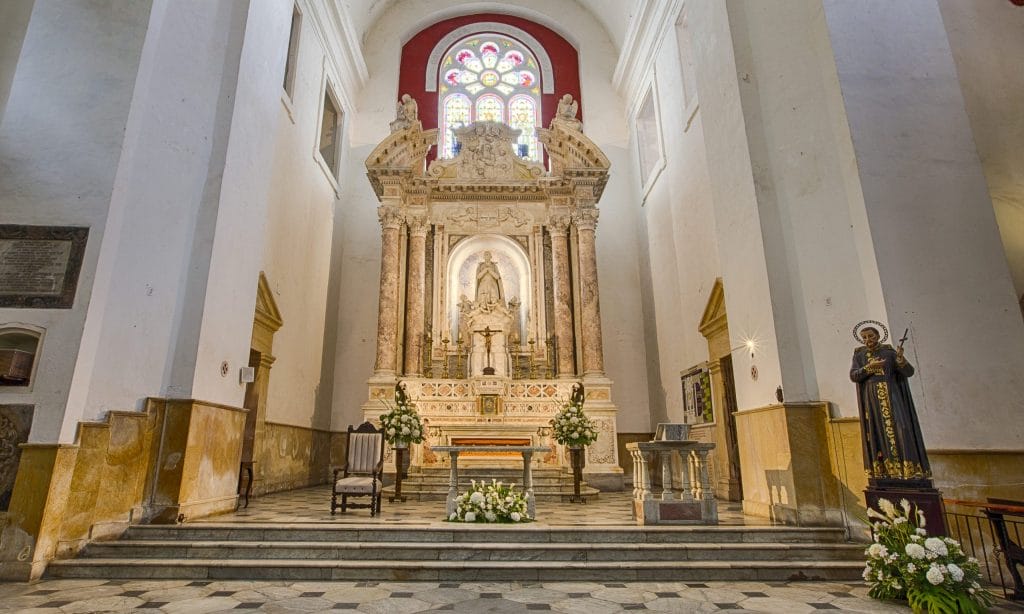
[863,497,992,613]
[448,479,530,523]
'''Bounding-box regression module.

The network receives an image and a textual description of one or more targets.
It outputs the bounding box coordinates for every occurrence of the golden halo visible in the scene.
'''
[853,320,889,344]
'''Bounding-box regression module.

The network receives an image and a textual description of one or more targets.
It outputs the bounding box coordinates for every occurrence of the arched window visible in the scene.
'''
[441,94,471,158]
[0,327,42,387]
[508,95,539,160]
[438,34,542,161]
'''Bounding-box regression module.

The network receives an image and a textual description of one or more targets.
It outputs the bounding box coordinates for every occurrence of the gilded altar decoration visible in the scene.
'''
[850,321,931,482]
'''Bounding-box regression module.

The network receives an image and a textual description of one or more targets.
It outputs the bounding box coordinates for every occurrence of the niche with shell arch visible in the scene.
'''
[0,325,44,388]
[446,234,532,342]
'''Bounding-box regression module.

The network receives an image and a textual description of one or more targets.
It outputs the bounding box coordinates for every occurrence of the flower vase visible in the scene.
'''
[568,446,586,503]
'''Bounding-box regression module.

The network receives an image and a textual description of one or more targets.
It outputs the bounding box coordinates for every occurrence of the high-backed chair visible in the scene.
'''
[331,422,385,516]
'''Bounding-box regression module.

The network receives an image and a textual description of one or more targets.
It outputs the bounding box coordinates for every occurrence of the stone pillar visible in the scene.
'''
[403,215,429,376]
[573,207,604,377]
[548,215,575,377]
[374,205,404,375]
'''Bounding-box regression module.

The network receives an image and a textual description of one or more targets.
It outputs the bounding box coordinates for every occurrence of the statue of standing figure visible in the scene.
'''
[850,322,931,483]
[474,251,504,305]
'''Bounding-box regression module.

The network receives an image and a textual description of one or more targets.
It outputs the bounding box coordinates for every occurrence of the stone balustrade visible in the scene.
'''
[626,440,718,525]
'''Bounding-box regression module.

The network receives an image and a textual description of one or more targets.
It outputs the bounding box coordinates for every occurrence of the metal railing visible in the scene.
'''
[945,503,1024,600]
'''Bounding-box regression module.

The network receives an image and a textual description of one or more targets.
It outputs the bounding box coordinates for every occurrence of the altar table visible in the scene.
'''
[432,445,550,519]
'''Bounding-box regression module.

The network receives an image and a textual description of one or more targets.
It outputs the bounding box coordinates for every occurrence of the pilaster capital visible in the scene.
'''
[548,214,571,234]
[378,205,404,230]
[407,214,430,237]
[572,207,599,231]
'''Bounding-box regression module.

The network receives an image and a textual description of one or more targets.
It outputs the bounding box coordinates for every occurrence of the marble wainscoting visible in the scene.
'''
[252,421,345,496]
[734,403,851,528]
[931,449,1024,505]
[0,398,249,581]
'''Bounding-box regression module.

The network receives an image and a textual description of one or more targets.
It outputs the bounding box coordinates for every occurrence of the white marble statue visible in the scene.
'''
[474,251,504,305]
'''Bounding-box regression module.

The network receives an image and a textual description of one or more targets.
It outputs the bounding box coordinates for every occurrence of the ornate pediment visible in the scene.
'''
[427,122,544,182]
[365,122,439,198]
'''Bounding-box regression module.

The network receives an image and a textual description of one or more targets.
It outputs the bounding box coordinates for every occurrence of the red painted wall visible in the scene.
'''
[398,13,582,134]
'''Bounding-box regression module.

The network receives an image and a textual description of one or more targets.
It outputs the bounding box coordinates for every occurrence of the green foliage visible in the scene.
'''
[907,584,990,614]
[863,498,994,612]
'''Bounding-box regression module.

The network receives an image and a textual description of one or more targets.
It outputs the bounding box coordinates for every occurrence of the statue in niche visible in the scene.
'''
[474,251,505,305]
[850,321,931,484]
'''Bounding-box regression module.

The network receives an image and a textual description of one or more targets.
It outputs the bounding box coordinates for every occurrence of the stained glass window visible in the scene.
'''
[508,95,538,160]
[475,94,504,123]
[438,34,543,161]
[441,94,471,159]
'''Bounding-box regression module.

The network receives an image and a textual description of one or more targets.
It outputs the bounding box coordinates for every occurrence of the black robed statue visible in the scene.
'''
[850,322,931,484]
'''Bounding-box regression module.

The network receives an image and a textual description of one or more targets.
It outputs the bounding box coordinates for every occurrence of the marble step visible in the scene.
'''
[46,558,867,582]
[83,540,866,562]
[122,524,851,544]
[382,485,601,502]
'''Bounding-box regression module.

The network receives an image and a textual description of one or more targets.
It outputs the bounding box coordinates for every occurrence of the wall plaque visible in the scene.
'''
[0,225,88,308]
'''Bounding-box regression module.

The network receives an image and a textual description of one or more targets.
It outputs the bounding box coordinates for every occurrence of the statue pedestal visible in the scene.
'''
[865,479,947,536]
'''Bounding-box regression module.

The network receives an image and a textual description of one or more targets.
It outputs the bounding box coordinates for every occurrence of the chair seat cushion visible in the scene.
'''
[334,476,382,494]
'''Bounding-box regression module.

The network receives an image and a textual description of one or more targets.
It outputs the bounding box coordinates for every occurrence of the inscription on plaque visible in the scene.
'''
[0,225,88,308]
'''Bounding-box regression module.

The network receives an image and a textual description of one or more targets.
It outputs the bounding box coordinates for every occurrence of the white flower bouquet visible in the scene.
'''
[448,479,530,523]
[863,497,993,613]
[550,396,597,448]
[379,392,425,447]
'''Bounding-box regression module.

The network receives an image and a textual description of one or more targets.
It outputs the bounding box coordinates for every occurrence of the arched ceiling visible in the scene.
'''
[337,0,636,55]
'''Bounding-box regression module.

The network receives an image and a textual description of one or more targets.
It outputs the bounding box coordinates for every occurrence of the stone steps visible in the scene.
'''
[46,523,866,582]
[82,540,866,562]
[46,558,867,582]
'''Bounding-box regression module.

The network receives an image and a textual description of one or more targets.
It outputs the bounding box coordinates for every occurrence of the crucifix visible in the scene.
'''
[474,326,499,375]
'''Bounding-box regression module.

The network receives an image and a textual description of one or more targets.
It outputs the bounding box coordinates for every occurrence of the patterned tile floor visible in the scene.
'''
[197,485,765,526]
[2,578,1022,613]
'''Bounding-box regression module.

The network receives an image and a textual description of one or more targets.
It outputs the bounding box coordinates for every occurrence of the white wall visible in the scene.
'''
[632,19,721,427]
[0,0,153,442]
[260,0,353,430]
[938,0,1024,302]
[823,0,1024,449]
[330,0,653,433]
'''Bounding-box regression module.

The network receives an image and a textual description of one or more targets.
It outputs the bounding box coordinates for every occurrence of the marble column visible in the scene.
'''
[573,207,604,376]
[373,205,404,375]
[403,215,429,376]
[548,215,575,377]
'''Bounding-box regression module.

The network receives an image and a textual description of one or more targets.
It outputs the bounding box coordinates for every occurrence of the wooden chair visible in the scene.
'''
[331,422,385,516]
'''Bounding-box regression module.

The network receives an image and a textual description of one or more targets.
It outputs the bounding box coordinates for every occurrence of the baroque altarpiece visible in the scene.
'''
[362,110,622,486]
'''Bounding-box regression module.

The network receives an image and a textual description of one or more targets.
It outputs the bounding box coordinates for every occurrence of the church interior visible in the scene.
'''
[1,0,1023,587]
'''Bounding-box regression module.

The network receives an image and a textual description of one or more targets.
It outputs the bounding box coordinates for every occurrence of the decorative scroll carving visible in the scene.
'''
[428,122,544,182]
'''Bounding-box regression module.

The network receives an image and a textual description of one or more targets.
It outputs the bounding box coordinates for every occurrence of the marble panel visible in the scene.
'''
[0,404,32,510]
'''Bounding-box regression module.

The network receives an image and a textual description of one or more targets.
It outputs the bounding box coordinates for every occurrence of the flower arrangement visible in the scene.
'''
[550,384,597,448]
[448,479,530,523]
[379,383,425,447]
[863,497,993,613]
